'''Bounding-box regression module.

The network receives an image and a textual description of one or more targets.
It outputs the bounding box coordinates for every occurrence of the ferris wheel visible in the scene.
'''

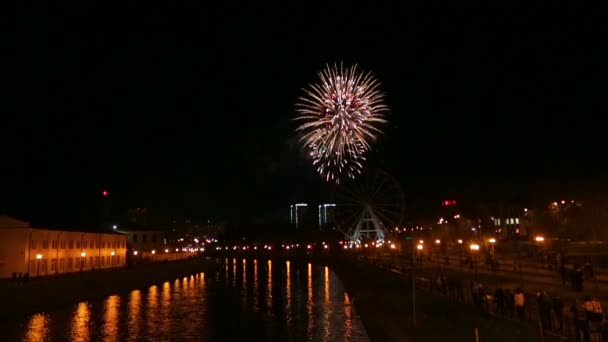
[332,169,405,243]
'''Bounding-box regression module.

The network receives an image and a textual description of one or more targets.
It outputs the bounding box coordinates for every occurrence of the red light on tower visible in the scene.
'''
[102,190,109,197]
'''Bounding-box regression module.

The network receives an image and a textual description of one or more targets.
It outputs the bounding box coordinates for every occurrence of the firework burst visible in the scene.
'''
[295,63,388,183]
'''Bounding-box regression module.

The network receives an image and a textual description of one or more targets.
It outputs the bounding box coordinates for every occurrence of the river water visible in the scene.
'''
[2,259,370,341]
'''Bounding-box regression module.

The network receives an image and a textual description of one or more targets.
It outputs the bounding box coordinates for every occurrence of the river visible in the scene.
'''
[2,258,370,341]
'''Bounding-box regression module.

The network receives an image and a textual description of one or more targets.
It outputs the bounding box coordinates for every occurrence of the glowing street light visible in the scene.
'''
[151,250,156,254]
[390,243,396,249]
[457,239,463,244]
[470,244,480,251]
[435,239,441,245]
[110,251,115,256]
[165,249,169,253]
[133,251,138,256]
[488,238,496,244]
[419,240,424,244]
[535,236,545,242]
[36,254,43,260]
[416,244,423,250]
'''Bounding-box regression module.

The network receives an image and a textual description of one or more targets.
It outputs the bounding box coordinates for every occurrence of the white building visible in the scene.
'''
[0,216,127,279]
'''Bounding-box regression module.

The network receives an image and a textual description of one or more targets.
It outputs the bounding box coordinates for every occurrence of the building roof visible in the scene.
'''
[0,216,31,229]
[0,215,125,235]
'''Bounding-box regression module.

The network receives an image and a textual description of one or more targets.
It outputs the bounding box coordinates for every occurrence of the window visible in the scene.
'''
[90,256,94,268]
[95,256,100,267]
[69,240,73,249]
[107,256,111,265]
[42,240,48,249]
[143,234,148,243]
[60,240,66,249]
[41,260,48,273]
[67,258,73,270]
[133,234,138,243]
[83,241,87,249]
[76,241,81,249]
[101,241,105,249]
[515,218,520,224]
[116,256,120,264]
[59,258,64,271]
[51,259,56,272]
[31,240,37,249]
[83,258,87,268]
[152,235,157,243]
[101,256,105,266]
[51,240,56,249]
[497,218,501,226]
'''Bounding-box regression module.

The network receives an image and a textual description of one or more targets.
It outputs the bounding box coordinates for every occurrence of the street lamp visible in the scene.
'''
[535,236,545,242]
[435,239,441,245]
[413,243,424,325]
[111,251,115,268]
[470,244,480,280]
[36,254,42,276]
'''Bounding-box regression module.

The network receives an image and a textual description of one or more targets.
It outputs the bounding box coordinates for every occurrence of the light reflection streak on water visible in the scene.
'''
[232,258,237,287]
[286,261,292,323]
[102,295,120,342]
[344,292,353,339]
[127,290,141,339]
[24,313,49,342]
[70,301,91,342]
[161,281,171,325]
[253,259,259,311]
[224,258,229,283]
[324,266,330,340]
[307,263,314,338]
[267,260,273,311]
[146,285,159,337]
[242,259,247,310]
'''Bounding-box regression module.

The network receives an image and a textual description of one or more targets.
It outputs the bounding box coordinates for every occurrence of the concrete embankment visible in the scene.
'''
[0,257,217,319]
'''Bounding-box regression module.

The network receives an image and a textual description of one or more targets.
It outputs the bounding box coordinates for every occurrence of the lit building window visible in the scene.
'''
[515,218,519,224]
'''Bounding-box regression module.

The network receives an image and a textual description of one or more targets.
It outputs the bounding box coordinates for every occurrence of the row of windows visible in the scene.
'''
[29,255,122,274]
[31,239,125,250]
[493,218,520,226]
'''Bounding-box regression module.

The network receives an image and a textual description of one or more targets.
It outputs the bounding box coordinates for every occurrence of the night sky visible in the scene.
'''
[3,1,604,225]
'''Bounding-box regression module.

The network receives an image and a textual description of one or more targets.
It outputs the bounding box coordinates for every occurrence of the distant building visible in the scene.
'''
[115,224,165,253]
[318,204,336,230]
[127,208,149,225]
[290,203,308,229]
[0,216,127,279]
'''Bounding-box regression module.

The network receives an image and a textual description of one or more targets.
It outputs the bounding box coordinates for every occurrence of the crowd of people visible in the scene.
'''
[428,275,608,342]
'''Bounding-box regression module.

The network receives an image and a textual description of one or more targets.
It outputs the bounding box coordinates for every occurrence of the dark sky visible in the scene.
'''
[3,1,604,225]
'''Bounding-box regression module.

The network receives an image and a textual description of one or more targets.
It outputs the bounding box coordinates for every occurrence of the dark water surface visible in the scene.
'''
[2,259,369,341]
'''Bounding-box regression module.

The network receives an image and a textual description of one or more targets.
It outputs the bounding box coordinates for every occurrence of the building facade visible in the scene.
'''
[0,216,128,279]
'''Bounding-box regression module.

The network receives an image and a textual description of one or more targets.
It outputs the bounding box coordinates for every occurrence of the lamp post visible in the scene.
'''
[413,242,424,325]
[80,252,86,272]
[457,239,463,264]
[36,254,42,277]
[111,251,115,269]
[470,244,480,280]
